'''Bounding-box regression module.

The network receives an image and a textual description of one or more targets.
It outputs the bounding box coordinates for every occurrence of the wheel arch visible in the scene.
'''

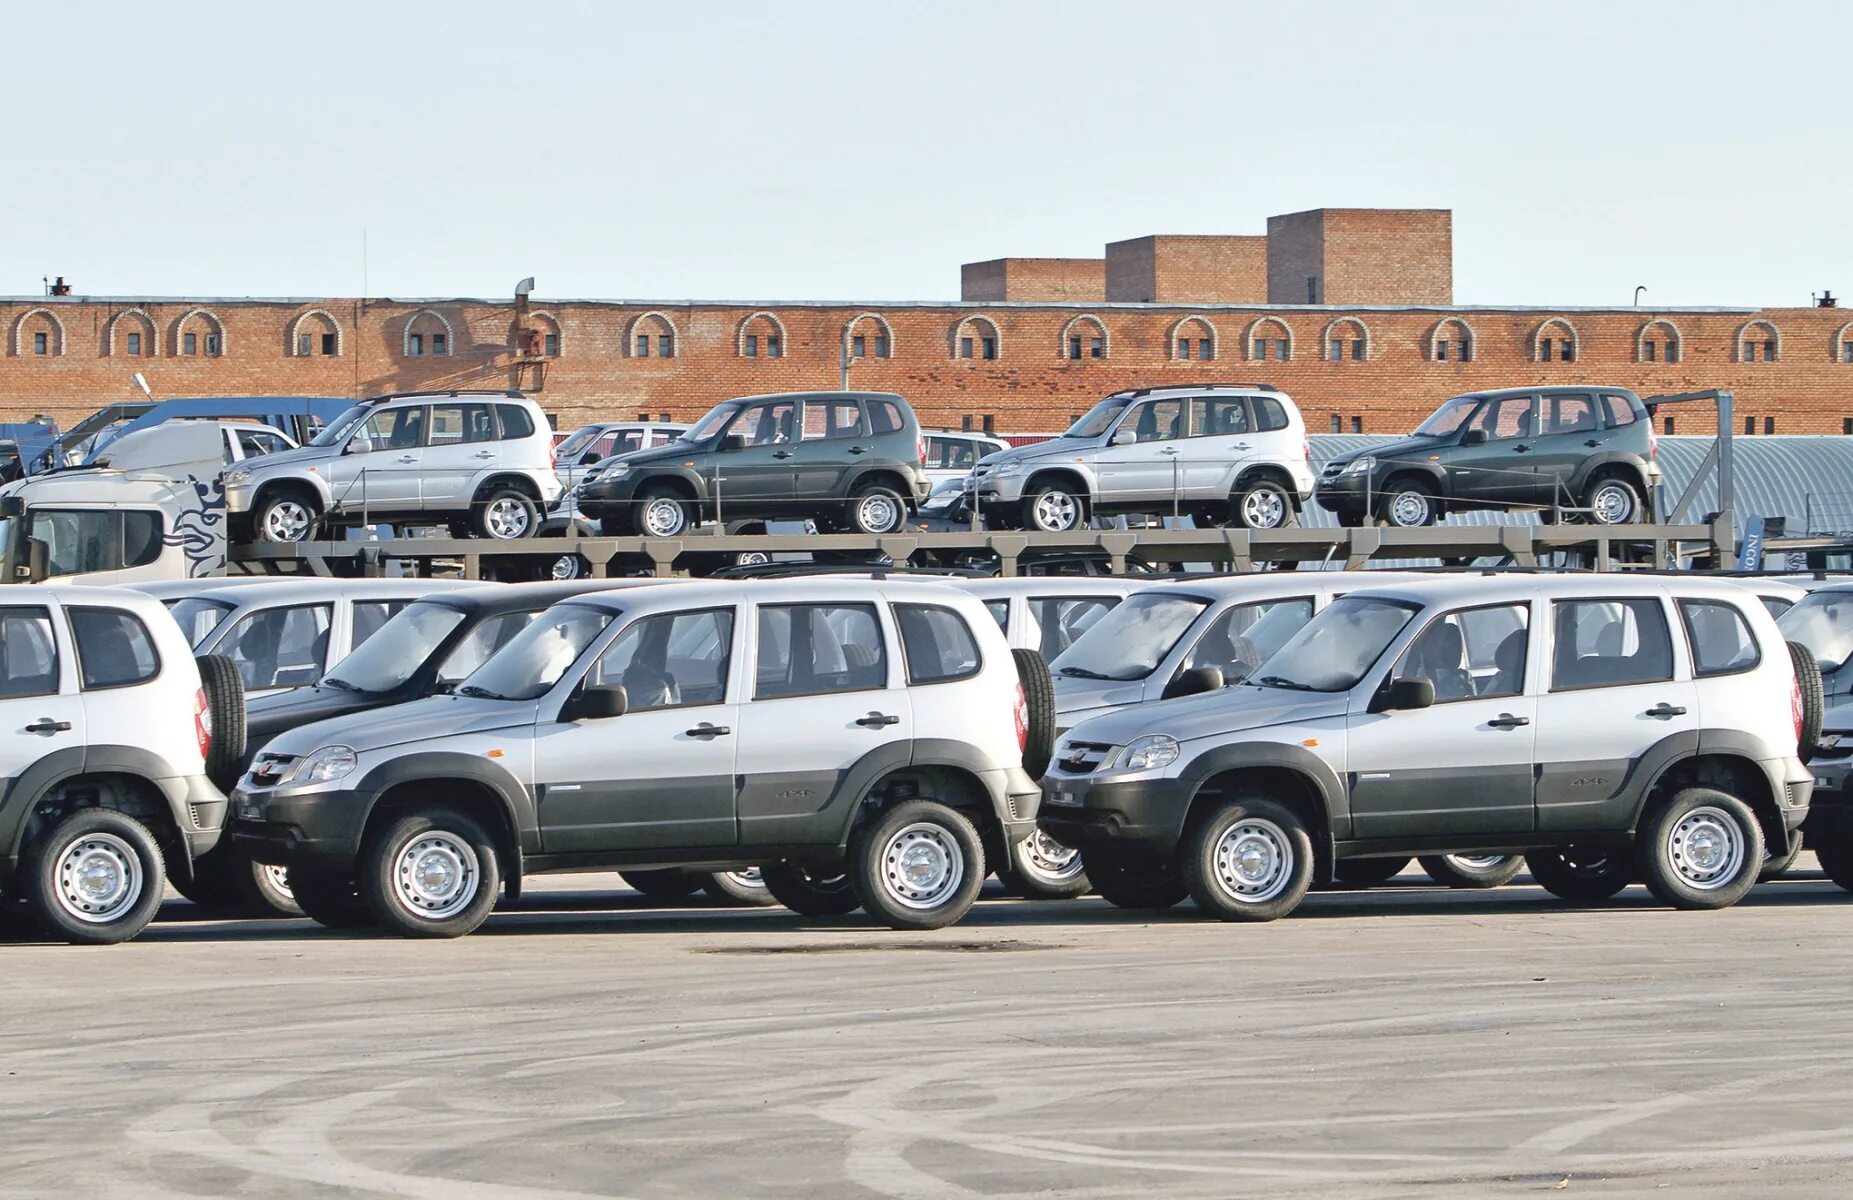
[7,762,190,885]
[355,752,535,889]
[1233,464,1304,512]
[472,472,545,503]
[252,475,331,514]
[1176,743,1348,881]
[1635,737,1786,852]
[1023,466,1094,501]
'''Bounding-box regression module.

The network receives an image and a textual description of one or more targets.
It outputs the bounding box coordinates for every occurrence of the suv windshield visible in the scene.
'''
[1249,596,1419,692]
[1780,591,1853,673]
[1414,395,1483,438]
[168,597,234,647]
[1064,396,1133,439]
[456,604,615,701]
[309,404,372,447]
[1051,592,1208,681]
[685,404,740,442]
[323,600,468,693]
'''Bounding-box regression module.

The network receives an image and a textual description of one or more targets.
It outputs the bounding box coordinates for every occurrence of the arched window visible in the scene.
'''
[106,308,158,357]
[1532,317,1579,363]
[1736,318,1781,363]
[1168,315,1217,362]
[737,311,787,359]
[951,314,1001,361]
[1427,317,1474,362]
[288,308,343,357]
[525,311,562,358]
[1836,321,1853,365]
[173,308,226,357]
[1245,316,1293,362]
[9,308,65,357]
[1321,316,1370,362]
[1635,318,1682,364]
[628,311,678,359]
[845,312,895,360]
[1059,314,1108,360]
[403,309,454,357]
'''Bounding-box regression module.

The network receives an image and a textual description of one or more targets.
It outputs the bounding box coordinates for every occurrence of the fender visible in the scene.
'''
[1633,728,1787,832]
[353,751,538,869]
[1020,464,1099,500]
[1377,462,1450,500]
[254,472,335,513]
[841,462,916,496]
[0,744,207,889]
[632,464,715,504]
[1232,463,1306,511]
[909,737,1014,821]
[1565,451,1650,496]
[1173,741,1349,842]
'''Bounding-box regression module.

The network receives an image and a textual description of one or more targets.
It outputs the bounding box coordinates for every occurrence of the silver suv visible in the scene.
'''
[968,385,1316,532]
[1042,574,1812,920]
[224,390,563,543]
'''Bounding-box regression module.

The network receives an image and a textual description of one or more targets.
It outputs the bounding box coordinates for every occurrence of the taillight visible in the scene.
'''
[1793,677,1805,746]
[1013,683,1029,753]
[1649,427,1658,459]
[916,435,927,465]
[194,688,212,761]
[1303,437,1312,463]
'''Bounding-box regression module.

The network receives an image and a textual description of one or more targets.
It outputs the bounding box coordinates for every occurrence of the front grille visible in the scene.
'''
[1813,734,1852,761]
[248,753,297,788]
[1055,740,1115,774]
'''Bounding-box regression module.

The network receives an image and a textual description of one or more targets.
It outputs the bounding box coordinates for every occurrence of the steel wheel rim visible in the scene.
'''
[1242,489,1286,529]
[641,497,686,537]
[1591,483,1634,524]
[263,500,313,542]
[484,497,531,539]
[54,832,144,924]
[879,822,965,910]
[392,831,480,920]
[1034,492,1078,531]
[856,494,900,533]
[1212,817,1292,903]
[1668,806,1744,890]
[1390,491,1429,527]
[549,554,583,580]
[724,868,766,891]
[1448,854,1509,870]
[1018,828,1085,883]
[262,863,293,898]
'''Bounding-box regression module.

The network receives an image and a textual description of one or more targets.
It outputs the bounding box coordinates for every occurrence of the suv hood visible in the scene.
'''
[237,443,336,473]
[979,439,1093,469]
[1064,684,1349,748]
[1324,434,1449,468]
[593,439,704,472]
[260,694,540,760]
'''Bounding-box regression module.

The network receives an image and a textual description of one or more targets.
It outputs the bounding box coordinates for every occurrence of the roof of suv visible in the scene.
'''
[1340,572,1769,608]
[1138,569,1434,602]
[361,390,529,406]
[159,576,480,606]
[416,578,676,615]
[1450,386,1643,402]
[729,391,907,405]
[543,576,977,617]
[1105,384,1283,400]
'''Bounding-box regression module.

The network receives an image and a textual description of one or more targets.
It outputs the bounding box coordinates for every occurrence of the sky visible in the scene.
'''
[1,0,1847,309]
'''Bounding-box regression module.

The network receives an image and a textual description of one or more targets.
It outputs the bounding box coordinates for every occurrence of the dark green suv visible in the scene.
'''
[576,391,930,537]
[1315,386,1661,528]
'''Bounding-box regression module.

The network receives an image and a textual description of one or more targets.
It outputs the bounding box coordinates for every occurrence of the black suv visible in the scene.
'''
[1315,387,1660,528]
[576,391,930,538]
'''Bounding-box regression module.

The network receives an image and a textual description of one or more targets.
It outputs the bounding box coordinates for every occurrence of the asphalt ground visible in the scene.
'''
[5,863,1853,1199]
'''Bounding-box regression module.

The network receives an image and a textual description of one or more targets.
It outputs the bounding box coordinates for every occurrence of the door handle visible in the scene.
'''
[772,450,793,459]
[1486,714,1530,730]
[856,713,901,728]
[848,445,869,455]
[686,723,731,737]
[1584,439,1602,448]
[1511,444,1531,453]
[1231,443,1251,451]
[396,455,417,463]
[25,719,71,734]
[1645,703,1687,718]
[471,451,495,459]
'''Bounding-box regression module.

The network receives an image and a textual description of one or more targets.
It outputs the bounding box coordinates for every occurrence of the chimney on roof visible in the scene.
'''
[49,276,71,296]
[1818,290,1838,308]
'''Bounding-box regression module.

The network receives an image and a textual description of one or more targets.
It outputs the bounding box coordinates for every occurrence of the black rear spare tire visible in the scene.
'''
[195,653,247,791]
[1789,641,1824,763]
[1012,648,1056,779]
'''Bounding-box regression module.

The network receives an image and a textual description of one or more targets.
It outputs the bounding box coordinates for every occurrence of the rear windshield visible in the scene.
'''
[168,597,234,647]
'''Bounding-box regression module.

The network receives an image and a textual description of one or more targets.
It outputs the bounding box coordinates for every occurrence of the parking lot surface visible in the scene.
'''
[6,868,1853,1199]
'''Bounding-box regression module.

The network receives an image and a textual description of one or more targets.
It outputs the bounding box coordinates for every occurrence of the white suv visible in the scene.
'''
[0,587,244,943]
[968,385,1316,532]
[224,390,563,543]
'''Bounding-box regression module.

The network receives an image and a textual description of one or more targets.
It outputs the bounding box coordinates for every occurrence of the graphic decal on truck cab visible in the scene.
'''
[163,475,228,577]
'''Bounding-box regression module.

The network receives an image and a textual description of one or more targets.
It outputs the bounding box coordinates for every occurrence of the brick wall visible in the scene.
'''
[1320,209,1452,305]
[1106,236,1268,304]
[5,296,1853,436]
[958,258,1105,302]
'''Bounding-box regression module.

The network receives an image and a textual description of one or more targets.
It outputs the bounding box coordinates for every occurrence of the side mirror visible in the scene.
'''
[1164,665,1225,700]
[0,495,22,518]
[24,536,49,583]
[1111,428,1138,447]
[1371,676,1435,713]
[720,433,747,453]
[345,438,371,455]
[581,451,602,465]
[566,684,628,722]
[1460,428,1489,447]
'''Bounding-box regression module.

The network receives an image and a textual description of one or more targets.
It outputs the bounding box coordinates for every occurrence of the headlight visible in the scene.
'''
[290,746,357,785]
[992,462,1024,477]
[1118,735,1180,773]
[224,467,252,485]
[1340,456,1376,476]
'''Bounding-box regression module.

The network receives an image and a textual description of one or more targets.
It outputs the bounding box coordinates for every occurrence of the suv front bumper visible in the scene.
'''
[1037,770,1188,853]
[228,783,372,870]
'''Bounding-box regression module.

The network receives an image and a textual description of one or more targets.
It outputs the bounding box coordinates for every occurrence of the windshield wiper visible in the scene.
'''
[455,684,506,700]
[1058,666,1114,680]
[1252,675,1317,692]
[321,677,362,692]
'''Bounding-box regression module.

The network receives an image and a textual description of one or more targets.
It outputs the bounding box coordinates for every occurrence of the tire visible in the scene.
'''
[547,552,590,581]
[1789,641,1824,763]
[849,800,986,930]
[620,868,703,900]
[253,489,321,543]
[233,856,303,918]
[1333,856,1410,886]
[1086,847,1187,911]
[164,860,239,909]
[760,861,862,917]
[1525,847,1633,902]
[1336,510,1367,528]
[634,486,693,538]
[1418,853,1524,889]
[1636,787,1762,909]
[472,487,539,540]
[1231,478,1297,531]
[1375,479,1437,528]
[1012,648,1056,779]
[1760,831,1804,882]
[846,482,907,535]
[996,828,1091,899]
[1022,482,1086,533]
[1581,474,1643,526]
[702,868,778,907]
[0,899,42,942]
[195,653,247,791]
[288,867,375,929]
[1812,834,1853,891]
[358,808,501,938]
[597,516,632,537]
[1181,797,1313,921]
[23,809,165,945]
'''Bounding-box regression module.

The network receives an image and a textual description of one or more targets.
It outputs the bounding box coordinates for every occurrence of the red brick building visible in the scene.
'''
[4,208,1850,437]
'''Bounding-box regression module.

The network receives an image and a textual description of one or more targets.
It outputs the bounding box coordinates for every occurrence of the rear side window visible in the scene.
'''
[867,400,906,436]
[804,398,865,440]
[495,404,537,440]
[1601,394,1639,428]
[1679,599,1759,677]
[0,607,60,697]
[1550,598,1674,690]
[983,599,1009,631]
[351,600,409,648]
[429,403,495,444]
[1546,394,1598,434]
[1253,396,1290,432]
[69,606,160,690]
[895,604,981,684]
[223,603,333,691]
[756,604,886,698]
[1189,397,1250,437]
